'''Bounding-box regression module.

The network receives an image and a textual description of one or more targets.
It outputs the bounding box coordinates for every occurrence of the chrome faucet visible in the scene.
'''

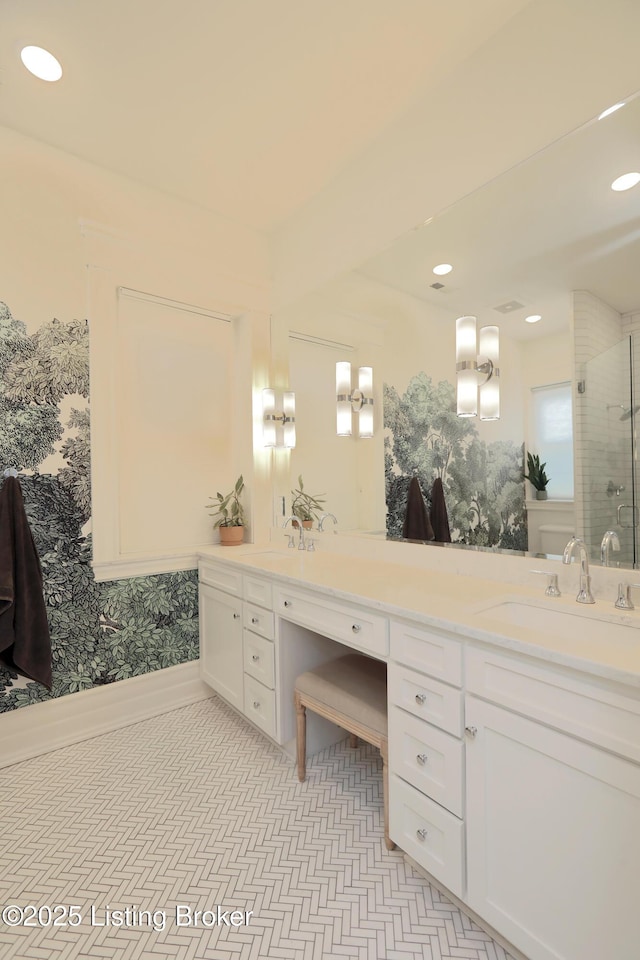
[283,515,306,550]
[562,536,595,604]
[600,530,621,566]
[318,512,338,532]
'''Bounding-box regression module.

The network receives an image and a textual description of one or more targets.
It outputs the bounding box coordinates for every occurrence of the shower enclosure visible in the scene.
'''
[580,335,638,566]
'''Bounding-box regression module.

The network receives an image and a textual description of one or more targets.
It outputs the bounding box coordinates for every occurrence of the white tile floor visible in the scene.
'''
[0,696,515,960]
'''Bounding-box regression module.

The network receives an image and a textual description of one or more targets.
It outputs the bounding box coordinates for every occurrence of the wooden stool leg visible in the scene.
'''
[380,738,396,850]
[349,733,358,748]
[294,691,307,781]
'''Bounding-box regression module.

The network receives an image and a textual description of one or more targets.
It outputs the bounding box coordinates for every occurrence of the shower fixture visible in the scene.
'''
[606,403,640,420]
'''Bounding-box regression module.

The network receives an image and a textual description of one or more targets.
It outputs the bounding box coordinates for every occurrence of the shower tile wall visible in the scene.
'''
[573,291,633,563]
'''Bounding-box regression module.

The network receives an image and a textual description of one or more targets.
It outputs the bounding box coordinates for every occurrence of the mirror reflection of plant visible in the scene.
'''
[522,451,550,491]
[206,475,245,527]
[291,474,326,523]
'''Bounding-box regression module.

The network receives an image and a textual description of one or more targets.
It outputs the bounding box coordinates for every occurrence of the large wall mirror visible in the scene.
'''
[275,89,640,569]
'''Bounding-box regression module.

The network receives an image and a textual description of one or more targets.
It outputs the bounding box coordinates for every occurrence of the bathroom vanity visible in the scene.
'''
[198,541,640,960]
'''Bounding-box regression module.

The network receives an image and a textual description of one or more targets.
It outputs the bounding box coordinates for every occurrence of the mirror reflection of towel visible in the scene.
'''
[402,477,435,541]
[0,477,52,689]
[430,477,451,543]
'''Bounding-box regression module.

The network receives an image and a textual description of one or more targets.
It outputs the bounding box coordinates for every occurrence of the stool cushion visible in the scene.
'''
[295,654,387,735]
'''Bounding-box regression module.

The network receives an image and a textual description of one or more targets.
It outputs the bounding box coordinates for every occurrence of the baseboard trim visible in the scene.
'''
[0,661,212,769]
[403,854,528,960]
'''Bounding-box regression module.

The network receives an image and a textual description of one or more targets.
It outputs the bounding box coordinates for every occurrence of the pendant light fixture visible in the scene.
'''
[336,362,374,437]
[455,316,500,420]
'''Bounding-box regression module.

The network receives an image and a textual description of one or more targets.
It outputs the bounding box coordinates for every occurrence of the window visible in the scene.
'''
[530,382,573,499]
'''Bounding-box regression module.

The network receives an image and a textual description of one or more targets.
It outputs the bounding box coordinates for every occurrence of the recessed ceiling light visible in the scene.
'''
[598,102,625,120]
[611,172,640,192]
[20,45,62,82]
[525,314,542,324]
[432,263,452,276]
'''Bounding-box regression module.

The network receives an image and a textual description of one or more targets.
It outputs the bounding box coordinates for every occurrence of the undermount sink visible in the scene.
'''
[478,600,640,644]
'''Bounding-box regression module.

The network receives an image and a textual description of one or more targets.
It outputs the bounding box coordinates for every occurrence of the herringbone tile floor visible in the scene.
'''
[0,696,515,960]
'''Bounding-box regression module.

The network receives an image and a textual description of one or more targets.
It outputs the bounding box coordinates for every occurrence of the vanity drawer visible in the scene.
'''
[275,586,388,658]
[243,602,275,641]
[243,574,273,610]
[199,561,242,597]
[389,662,462,737]
[389,706,464,817]
[391,620,462,687]
[466,647,640,762]
[244,675,277,739]
[389,774,464,898]
[243,631,275,689]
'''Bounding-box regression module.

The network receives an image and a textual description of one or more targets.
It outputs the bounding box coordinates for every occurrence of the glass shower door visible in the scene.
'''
[581,336,636,566]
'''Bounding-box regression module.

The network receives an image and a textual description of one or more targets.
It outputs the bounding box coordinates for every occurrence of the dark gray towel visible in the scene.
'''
[0,477,52,689]
[430,477,451,543]
[402,477,435,541]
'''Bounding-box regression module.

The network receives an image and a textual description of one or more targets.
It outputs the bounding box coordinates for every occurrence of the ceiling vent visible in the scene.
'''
[430,282,445,290]
[494,299,524,313]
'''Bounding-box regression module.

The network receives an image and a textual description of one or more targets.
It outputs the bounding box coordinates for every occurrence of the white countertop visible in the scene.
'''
[198,543,640,690]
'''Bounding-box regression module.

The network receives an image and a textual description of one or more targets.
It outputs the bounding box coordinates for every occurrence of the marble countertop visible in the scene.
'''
[197,543,640,690]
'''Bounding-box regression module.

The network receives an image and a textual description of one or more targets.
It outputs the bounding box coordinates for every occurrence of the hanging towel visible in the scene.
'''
[430,477,451,543]
[402,477,435,541]
[0,477,52,689]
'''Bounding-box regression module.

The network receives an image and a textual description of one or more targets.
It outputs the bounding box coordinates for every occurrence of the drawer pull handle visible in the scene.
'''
[232,613,240,620]
[251,617,259,624]
[351,623,361,633]
[416,753,428,765]
[415,693,427,705]
[252,654,260,662]
[283,600,292,608]
[465,725,478,739]
[253,700,260,710]
[416,828,428,841]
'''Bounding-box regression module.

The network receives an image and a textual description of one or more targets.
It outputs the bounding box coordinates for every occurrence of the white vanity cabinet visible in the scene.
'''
[242,574,277,739]
[388,619,465,897]
[199,579,243,711]
[198,550,640,960]
[199,560,277,735]
[465,647,640,960]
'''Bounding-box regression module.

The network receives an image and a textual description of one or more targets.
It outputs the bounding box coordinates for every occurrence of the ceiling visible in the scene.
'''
[0,0,529,234]
[354,89,640,340]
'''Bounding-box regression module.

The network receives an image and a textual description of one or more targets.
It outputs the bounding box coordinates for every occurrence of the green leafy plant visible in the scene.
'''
[207,475,246,527]
[522,452,550,491]
[291,474,326,523]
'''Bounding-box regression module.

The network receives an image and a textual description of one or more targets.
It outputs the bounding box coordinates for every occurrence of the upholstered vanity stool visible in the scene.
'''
[294,653,395,850]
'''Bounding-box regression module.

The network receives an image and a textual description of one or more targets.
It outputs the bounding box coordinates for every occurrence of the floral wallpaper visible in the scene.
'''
[384,372,527,550]
[0,302,198,711]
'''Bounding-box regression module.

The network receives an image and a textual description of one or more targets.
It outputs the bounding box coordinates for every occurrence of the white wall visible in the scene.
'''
[0,124,272,571]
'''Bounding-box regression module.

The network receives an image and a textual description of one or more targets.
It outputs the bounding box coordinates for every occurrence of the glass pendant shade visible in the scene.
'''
[282,391,296,448]
[479,325,500,420]
[456,316,478,417]
[336,361,353,436]
[456,316,477,363]
[358,366,374,438]
[262,388,277,446]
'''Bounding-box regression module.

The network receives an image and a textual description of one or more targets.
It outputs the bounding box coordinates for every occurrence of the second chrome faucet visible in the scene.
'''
[562,536,595,604]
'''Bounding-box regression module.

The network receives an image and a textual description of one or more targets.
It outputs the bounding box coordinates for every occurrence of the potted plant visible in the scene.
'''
[207,475,246,545]
[523,452,550,500]
[291,474,326,528]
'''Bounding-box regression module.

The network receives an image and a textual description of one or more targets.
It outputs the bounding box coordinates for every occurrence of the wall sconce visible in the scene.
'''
[455,316,500,420]
[336,362,374,437]
[262,388,296,448]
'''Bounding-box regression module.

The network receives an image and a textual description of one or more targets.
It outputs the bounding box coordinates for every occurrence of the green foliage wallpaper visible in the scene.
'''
[0,302,198,711]
[384,373,527,550]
